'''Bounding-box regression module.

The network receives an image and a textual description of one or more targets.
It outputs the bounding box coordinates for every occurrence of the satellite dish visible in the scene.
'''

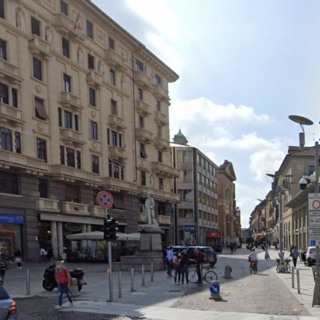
[289,115,313,133]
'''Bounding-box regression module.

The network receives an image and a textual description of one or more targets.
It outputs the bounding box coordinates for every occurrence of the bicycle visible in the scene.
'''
[250,261,257,274]
[188,265,217,284]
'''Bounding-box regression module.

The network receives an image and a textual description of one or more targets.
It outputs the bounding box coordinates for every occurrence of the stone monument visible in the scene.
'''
[120,194,164,271]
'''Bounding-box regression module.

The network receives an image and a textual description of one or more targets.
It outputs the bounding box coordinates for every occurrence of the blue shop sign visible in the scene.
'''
[185,225,196,233]
[0,214,25,224]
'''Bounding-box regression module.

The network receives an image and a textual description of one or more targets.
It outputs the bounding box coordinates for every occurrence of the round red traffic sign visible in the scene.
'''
[97,191,113,209]
[312,200,320,210]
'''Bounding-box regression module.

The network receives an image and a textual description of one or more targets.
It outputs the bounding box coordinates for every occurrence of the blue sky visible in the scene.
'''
[93,0,320,227]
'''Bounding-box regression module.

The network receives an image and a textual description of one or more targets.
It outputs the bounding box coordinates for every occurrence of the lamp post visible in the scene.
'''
[257,199,267,246]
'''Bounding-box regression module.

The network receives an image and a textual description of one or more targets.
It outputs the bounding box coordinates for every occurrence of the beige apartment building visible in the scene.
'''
[0,0,179,261]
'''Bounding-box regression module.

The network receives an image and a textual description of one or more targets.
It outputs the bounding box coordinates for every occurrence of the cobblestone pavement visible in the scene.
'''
[173,250,311,316]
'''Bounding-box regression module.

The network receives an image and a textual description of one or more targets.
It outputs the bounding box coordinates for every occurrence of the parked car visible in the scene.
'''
[300,248,306,262]
[181,246,217,267]
[305,246,316,266]
[0,286,18,320]
[167,246,186,255]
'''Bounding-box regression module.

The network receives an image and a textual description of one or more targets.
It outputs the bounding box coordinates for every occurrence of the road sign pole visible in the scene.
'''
[105,208,113,302]
[316,142,320,306]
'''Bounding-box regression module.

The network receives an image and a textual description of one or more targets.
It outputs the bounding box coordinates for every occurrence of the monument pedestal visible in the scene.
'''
[120,225,164,271]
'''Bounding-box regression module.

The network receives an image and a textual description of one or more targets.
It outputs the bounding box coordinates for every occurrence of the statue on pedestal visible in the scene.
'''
[16,8,26,32]
[144,194,158,226]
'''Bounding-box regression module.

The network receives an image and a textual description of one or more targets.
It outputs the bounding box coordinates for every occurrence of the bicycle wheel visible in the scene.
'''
[188,269,198,284]
[204,271,217,284]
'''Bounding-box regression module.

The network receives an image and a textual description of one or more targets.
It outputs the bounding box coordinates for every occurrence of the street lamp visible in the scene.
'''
[257,199,267,245]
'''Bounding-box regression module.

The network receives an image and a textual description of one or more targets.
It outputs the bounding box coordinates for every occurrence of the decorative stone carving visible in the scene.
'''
[144,194,158,226]
[16,8,26,32]
[91,111,96,118]
[77,48,84,66]
[150,174,154,188]
[98,34,104,41]
[45,27,53,48]
[37,123,44,132]
[98,60,104,75]
[121,76,126,92]
[35,85,42,94]
[92,142,97,150]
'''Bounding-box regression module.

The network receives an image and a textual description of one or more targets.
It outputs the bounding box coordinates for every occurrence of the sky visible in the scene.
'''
[93,0,320,228]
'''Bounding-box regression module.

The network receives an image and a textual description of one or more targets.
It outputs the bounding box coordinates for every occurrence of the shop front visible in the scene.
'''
[206,231,222,249]
[0,213,24,257]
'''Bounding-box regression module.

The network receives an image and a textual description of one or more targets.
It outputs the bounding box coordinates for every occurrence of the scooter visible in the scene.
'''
[42,262,87,291]
[276,253,291,273]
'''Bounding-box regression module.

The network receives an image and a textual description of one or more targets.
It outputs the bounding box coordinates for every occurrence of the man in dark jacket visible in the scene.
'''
[195,248,204,284]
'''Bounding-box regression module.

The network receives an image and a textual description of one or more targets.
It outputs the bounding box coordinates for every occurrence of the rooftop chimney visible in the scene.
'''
[299,132,305,148]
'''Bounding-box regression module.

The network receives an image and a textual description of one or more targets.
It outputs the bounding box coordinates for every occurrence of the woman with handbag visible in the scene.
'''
[54,261,73,309]
[14,248,22,269]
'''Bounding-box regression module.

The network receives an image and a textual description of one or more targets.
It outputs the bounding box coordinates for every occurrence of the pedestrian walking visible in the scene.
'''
[54,261,73,310]
[230,242,234,254]
[173,253,181,285]
[180,252,191,285]
[292,246,299,267]
[14,248,22,269]
[166,247,174,276]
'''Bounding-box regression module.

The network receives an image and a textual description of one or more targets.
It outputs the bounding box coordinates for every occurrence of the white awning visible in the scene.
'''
[66,231,140,241]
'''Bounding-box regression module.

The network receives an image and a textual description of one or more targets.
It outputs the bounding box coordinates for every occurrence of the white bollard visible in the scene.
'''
[223,265,233,278]
[69,277,81,297]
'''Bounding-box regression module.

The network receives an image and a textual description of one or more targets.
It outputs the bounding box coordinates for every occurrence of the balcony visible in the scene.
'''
[108,146,128,162]
[35,198,60,213]
[134,71,152,90]
[60,92,83,112]
[138,212,147,223]
[62,201,89,216]
[0,103,25,127]
[54,13,85,41]
[91,206,105,218]
[137,185,180,203]
[108,115,127,131]
[86,70,102,88]
[154,137,170,152]
[156,215,171,225]
[152,84,169,102]
[101,177,137,194]
[60,128,85,146]
[50,165,100,186]
[135,128,153,144]
[104,49,127,71]
[151,162,180,178]
[136,100,151,117]
[154,112,168,126]
[0,59,22,84]
[28,36,52,59]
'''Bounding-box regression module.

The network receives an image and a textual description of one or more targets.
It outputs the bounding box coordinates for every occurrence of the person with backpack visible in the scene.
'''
[195,248,204,284]
[54,261,73,309]
[180,252,192,285]
[173,253,181,284]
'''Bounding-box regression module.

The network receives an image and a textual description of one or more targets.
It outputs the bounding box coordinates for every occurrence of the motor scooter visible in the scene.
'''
[276,252,291,273]
[42,262,87,291]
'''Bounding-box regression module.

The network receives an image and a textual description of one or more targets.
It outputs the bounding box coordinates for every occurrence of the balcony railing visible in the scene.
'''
[91,206,105,218]
[108,115,127,131]
[60,91,83,111]
[54,13,85,41]
[108,146,127,162]
[152,84,169,101]
[135,128,153,144]
[101,177,137,194]
[156,215,171,225]
[86,70,102,88]
[28,36,52,59]
[60,128,85,146]
[137,185,180,203]
[0,59,22,84]
[154,137,170,151]
[62,201,89,216]
[136,100,151,116]
[0,103,25,127]
[104,49,127,71]
[134,71,152,90]
[35,198,60,213]
[151,162,180,178]
[154,111,168,126]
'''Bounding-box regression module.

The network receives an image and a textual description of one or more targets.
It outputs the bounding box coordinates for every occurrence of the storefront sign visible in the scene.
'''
[185,225,196,233]
[0,214,24,224]
[206,231,222,238]
[185,225,196,245]
[65,223,82,232]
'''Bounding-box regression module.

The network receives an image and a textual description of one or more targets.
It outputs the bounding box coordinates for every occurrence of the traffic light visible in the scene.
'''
[104,217,112,241]
[110,218,119,241]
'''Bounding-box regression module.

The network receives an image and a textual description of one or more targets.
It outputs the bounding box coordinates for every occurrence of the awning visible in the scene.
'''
[66,231,140,241]
[35,98,49,120]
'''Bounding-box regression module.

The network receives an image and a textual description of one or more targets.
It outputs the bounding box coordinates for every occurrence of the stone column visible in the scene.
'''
[51,221,58,257]
[57,222,63,258]
[81,224,87,250]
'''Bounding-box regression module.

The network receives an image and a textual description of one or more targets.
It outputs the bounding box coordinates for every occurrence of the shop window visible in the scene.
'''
[109,37,114,49]
[87,20,93,39]
[0,127,12,151]
[0,39,6,60]
[62,38,69,58]
[31,17,41,37]
[0,83,8,104]
[39,178,48,198]
[35,97,49,120]
[65,184,80,203]
[0,0,4,19]
[141,171,146,186]
[60,0,68,16]
[88,54,95,70]
[37,138,47,162]
[0,172,18,195]
[92,155,99,174]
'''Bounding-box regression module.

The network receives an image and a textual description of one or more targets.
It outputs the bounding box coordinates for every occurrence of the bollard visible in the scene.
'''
[131,268,135,292]
[26,269,30,295]
[118,272,122,298]
[69,278,80,297]
[297,269,301,294]
[142,265,145,286]
[223,265,233,278]
[292,266,295,288]
[209,280,222,301]
[151,262,154,282]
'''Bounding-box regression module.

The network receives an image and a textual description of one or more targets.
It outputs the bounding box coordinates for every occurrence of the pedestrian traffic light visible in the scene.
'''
[104,217,112,241]
[110,218,119,241]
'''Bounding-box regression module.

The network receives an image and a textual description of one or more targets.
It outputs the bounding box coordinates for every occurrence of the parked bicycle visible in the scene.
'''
[188,265,217,284]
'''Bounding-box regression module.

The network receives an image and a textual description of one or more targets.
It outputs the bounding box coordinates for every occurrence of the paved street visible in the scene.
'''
[4,247,320,319]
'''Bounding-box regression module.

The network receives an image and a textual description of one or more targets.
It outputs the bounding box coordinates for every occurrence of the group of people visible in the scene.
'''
[165,247,204,285]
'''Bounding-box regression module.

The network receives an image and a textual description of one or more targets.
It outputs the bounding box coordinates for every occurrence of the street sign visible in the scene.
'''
[97,191,113,209]
[210,283,220,294]
[309,193,320,210]
[310,240,320,246]
[309,212,320,228]
[309,229,320,239]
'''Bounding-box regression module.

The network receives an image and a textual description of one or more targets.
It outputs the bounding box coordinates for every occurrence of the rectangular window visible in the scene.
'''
[139,116,144,128]
[35,97,49,120]
[15,131,21,154]
[109,37,114,50]
[0,83,8,104]
[111,99,117,115]
[60,0,68,16]
[63,74,71,92]
[157,126,162,137]
[92,155,99,174]
[156,100,161,112]
[89,88,96,106]
[159,178,164,190]
[197,153,200,164]
[31,17,41,37]
[76,150,81,169]
[119,134,122,148]
[37,138,47,162]
[64,111,72,129]
[87,20,93,39]
[107,128,110,145]
[138,88,143,100]
[91,121,98,140]
[113,162,120,179]
[141,171,146,186]
[74,114,79,131]
[39,178,48,198]
[135,59,144,72]
[140,143,148,158]
[33,57,42,81]
[60,145,65,164]
[110,69,115,85]
[62,38,70,58]
[0,39,6,60]
[65,184,79,203]
[0,127,12,151]
[58,108,62,127]
[158,151,162,163]
[0,173,18,195]
[0,0,4,19]
[111,131,117,146]
[154,73,162,85]
[88,54,95,70]
[11,88,18,108]
[66,148,75,167]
